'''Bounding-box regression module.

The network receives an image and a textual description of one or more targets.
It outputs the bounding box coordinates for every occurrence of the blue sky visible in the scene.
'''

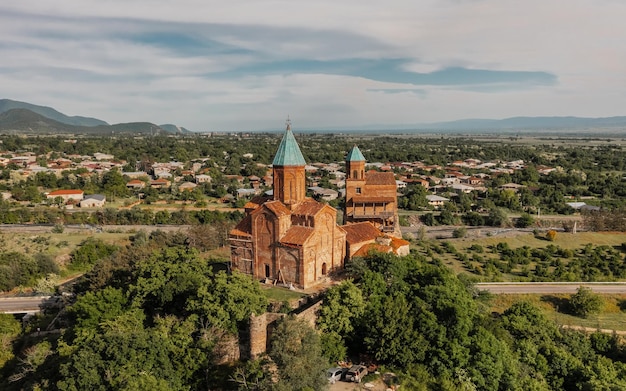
[1,0,625,131]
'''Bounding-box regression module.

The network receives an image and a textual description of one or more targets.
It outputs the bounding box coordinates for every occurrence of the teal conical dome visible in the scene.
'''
[272,120,306,166]
[346,145,366,162]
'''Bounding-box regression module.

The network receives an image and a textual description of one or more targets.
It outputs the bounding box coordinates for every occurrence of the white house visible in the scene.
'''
[80,194,106,208]
[426,194,449,208]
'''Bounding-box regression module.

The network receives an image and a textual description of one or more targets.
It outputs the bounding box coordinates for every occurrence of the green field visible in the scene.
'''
[453,231,626,251]
[416,231,626,280]
[488,293,626,332]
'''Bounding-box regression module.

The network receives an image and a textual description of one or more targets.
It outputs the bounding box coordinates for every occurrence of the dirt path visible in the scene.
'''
[561,324,626,336]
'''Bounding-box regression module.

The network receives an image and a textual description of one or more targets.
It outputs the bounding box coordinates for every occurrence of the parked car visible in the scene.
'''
[326,367,345,384]
[345,365,368,383]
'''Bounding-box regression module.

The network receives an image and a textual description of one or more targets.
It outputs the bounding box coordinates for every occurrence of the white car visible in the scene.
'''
[326,367,345,384]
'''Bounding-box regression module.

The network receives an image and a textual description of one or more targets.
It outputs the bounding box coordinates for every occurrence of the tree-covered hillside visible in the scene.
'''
[315,253,626,390]
[4,234,626,390]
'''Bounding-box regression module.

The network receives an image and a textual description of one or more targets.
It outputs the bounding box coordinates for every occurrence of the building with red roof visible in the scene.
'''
[229,120,406,289]
[46,189,84,203]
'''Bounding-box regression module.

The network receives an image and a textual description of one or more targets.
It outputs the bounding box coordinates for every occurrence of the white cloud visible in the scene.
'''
[1,0,625,130]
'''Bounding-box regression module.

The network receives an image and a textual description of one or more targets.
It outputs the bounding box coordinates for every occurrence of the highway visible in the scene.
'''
[0,296,51,314]
[2,284,626,314]
[476,282,626,295]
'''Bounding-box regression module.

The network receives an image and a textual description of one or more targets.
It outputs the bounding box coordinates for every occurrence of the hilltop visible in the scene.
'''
[0,99,193,135]
[0,99,107,127]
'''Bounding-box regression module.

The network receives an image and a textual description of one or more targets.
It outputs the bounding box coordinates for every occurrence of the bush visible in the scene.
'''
[469,244,484,253]
[516,213,534,228]
[452,227,467,238]
[569,287,603,318]
[546,230,557,241]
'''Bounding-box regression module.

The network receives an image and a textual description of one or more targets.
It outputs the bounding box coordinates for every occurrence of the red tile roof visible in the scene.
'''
[280,226,314,246]
[365,171,396,186]
[390,237,410,249]
[353,243,393,257]
[230,215,252,236]
[292,199,327,216]
[244,195,271,211]
[342,222,381,245]
[263,201,291,217]
[48,189,83,196]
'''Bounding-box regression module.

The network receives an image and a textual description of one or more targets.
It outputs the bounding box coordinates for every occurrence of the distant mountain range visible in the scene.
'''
[0,99,193,135]
[306,116,626,135]
[2,98,625,135]
[414,116,626,132]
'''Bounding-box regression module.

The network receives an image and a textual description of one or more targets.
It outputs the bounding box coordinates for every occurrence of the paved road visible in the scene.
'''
[476,282,626,294]
[0,224,188,234]
[0,296,51,314]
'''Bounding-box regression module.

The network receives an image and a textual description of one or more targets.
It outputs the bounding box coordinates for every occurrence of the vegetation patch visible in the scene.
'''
[417,232,626,282]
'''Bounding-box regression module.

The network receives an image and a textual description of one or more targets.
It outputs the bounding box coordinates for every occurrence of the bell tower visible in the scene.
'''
[346,145,366,180]
[272,118,307,207]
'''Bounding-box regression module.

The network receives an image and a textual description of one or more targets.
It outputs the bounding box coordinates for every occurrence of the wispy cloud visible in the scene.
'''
[0,1,624,131]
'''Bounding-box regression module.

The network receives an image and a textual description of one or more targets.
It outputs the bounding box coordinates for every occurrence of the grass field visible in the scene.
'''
[417,231,626,280]
[261,285,307,305]
[488,293,626,332]
[0,230,131,260]
[453,231,626,252]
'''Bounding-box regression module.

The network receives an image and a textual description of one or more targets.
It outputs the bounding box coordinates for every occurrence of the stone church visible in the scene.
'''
[229,121,407,288]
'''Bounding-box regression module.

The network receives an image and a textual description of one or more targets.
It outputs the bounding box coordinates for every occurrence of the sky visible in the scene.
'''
[1,0,625,132]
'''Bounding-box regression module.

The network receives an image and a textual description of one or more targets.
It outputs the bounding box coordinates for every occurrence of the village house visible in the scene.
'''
[122,171,150,179]
[236,188,259,199]
[47,189,84,203]
[178,182,197,192]
[195,174,212,184]
[450,183,476,194]
[426,194,449,208]
[500,183,526,192]
[79,194,106,208]
[308,186,339,201]
[126,179,146,189]
[150,178,171,189]
[93,152,114,161]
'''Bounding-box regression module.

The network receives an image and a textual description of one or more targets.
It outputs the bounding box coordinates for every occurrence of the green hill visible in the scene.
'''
[0,109,167,135]
[0,99,108,127]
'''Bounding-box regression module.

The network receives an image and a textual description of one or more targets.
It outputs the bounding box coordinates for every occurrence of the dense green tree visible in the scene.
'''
[317,280,364,336]
[0,314,21,367]
[130,247,267,332]
[70,237,119,269]
[70,286,129,331]
[268,316,329,391]
[57,311,202,391]
[363,293,427,367]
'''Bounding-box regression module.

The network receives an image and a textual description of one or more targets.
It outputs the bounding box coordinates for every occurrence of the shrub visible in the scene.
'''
[569,287,603,318]
[469,244,484,253]
[516,213,535,228]
[452,227,467,238]
[546,230,557,241]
